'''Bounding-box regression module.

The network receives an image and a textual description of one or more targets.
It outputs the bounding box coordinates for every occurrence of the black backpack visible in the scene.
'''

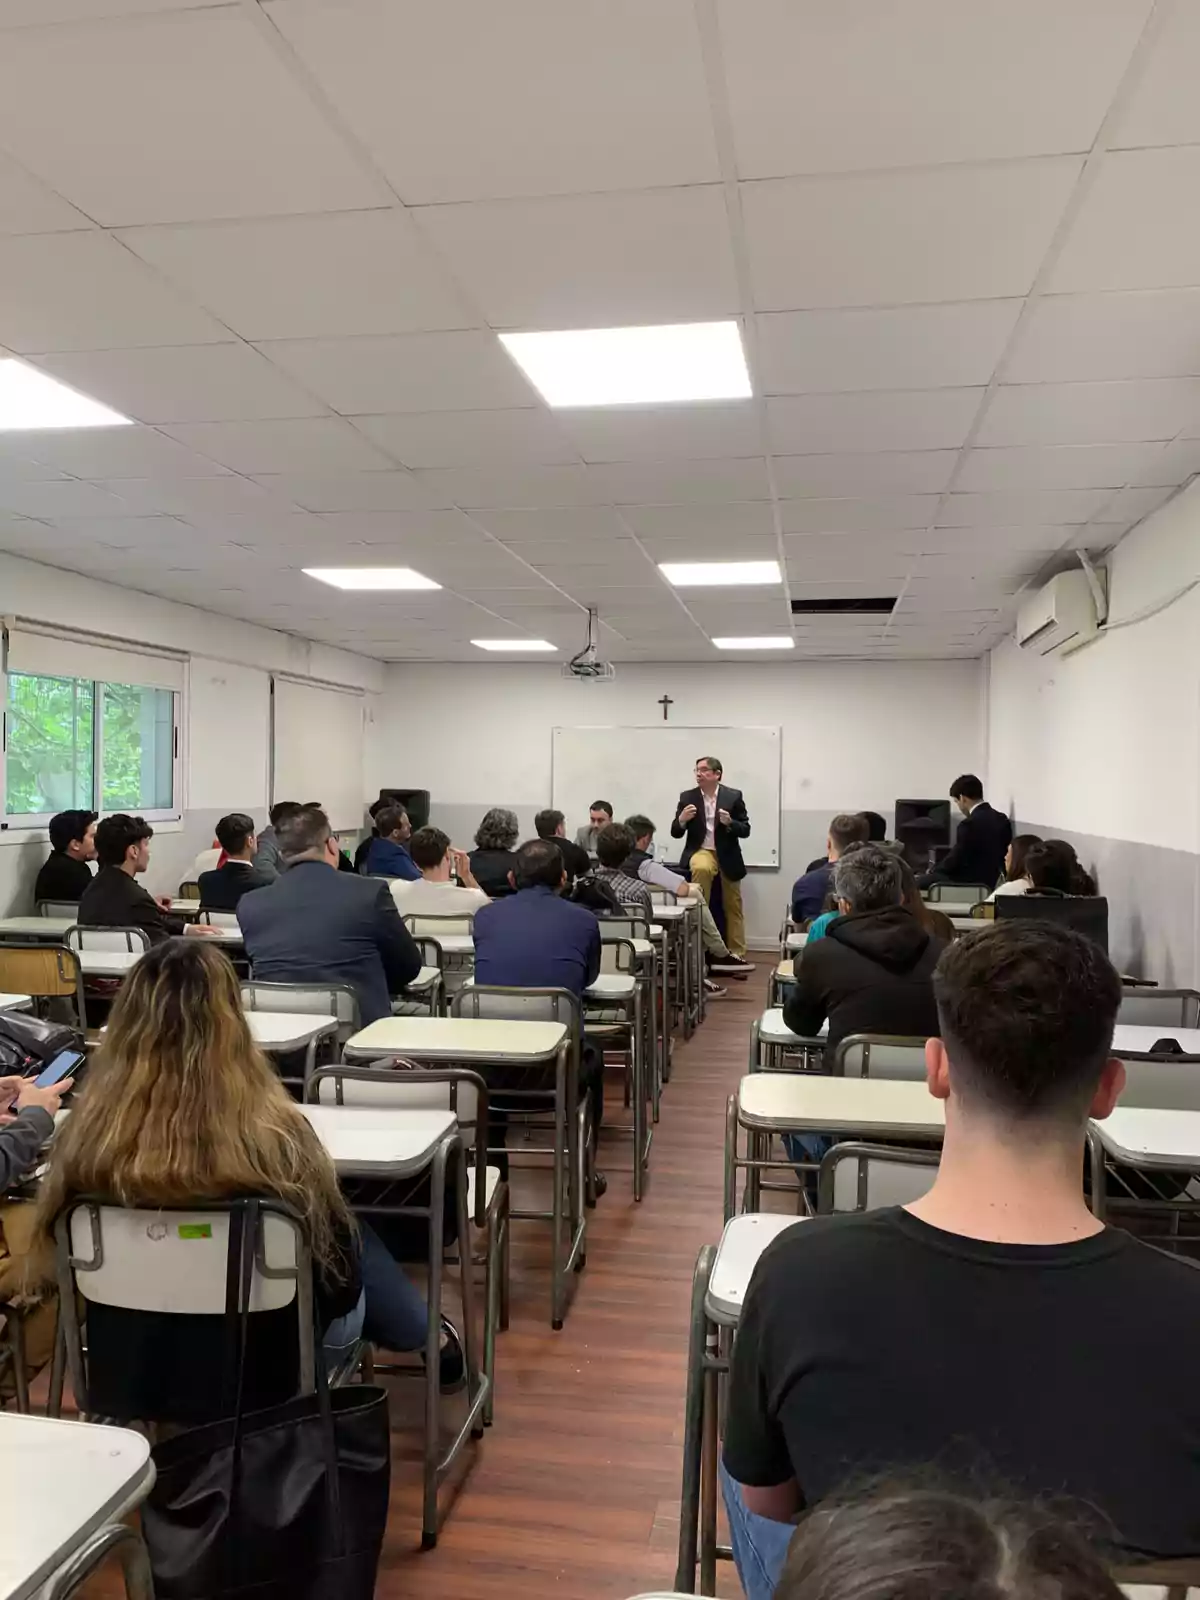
[568,872,622,916]
[0,1008,82,1075]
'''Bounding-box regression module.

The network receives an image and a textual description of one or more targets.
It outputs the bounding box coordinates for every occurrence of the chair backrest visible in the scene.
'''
[403,913,475,938]
[452,982,581,1043]
[66,924,150,953]
[36,900,80,919]
[0,943,84,1023]
[599,914,650,942]
[818,1142,940,1214]
[646,887,676,906]
[176,880,201,901]
[411,935,444,972]
[1116,1054,1200,1111]
[1119,988,1200,1030]
[924,882,990,905]
[198,908,240,929]
[834,1034,929,1080]
[241,979,361,1032]
[599,937,635,976]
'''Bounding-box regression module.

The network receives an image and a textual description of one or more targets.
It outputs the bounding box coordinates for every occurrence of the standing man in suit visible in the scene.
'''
[924,775,1013,889]
[237,806,422,1025]
[670,755,753,964]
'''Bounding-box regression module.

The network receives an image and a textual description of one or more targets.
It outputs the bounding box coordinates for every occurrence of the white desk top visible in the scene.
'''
[0,1413,154,1600]
[77,948,140,976]
[950,915,986,931]
[169,899,202,916]
[245,1012,339,1051]
[1092,1107,1200,1168]
[345,1014,567,1062]
[0,916,74,939]
[759,1007,826,1044]
[300,1105,456,1178]
[1113,1023,1200,1056]
[785,931,809,951]
[738,1072,945,1137]
[0,994,31,1011]
[423,933,474,956]
[402,965,441,993]
[584,974,637,1000]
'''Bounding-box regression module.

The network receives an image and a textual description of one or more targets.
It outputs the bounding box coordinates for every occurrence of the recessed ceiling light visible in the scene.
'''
[713,636,795,650]
[0,358,131,431]
[471,638,557,652]
[659,560,781,588]
[302,568,441,591]
[499,320,751,408]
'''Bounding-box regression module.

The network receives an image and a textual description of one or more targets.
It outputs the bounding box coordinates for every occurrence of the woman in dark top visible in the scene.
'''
[469,806,520,898]
[36,939,461,1424]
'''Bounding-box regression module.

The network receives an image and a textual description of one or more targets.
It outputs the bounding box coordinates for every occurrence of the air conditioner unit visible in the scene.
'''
[1016,569,1101,656]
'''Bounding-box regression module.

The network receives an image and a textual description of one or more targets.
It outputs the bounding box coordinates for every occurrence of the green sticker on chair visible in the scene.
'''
[177,1223,213,1240]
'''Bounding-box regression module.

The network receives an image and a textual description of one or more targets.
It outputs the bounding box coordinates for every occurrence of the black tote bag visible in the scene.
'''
[141,1201,392,1600]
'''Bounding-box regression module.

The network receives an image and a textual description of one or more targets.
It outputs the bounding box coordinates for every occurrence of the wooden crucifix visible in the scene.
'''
[658,694,674,722]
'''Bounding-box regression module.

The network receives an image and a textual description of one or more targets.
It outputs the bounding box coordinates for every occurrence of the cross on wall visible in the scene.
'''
[658,694,674,722]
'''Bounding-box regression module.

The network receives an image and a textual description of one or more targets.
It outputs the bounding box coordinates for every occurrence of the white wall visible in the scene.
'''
[369,659,986,944]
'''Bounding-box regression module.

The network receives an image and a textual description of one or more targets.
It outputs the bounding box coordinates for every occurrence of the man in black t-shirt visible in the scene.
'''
[34,809,98,904]
[723,921,1200,1600]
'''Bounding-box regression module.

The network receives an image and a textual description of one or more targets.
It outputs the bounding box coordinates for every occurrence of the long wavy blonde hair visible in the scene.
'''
[37,939,353,1269]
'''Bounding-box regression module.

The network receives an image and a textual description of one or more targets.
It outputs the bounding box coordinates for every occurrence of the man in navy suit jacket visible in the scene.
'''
[238,806,422,1025]
[363,803,421,881]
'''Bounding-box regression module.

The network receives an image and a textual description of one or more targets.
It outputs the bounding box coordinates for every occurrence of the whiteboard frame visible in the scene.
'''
[550,724,781,870]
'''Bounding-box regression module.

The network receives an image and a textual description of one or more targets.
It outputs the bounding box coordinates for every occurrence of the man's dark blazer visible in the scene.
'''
[237,859,422,1025]
[937,800,1013,888]
[669,785,751,882]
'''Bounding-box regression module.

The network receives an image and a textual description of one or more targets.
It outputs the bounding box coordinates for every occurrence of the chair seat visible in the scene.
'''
[706,1213,801,1323]
[403,965,441,994]
[785,931,807,952]
[586,975,637,1000]
[773,959,794,982]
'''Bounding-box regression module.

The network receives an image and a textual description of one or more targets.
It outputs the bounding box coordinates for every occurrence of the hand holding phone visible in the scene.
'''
[17,1077,73,1116]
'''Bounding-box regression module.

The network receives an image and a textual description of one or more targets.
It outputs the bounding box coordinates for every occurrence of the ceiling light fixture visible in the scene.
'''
[499,320,751,408]
[659,560,781,588]
[0,358,131,431]
[302,568,441,591]
[712,636,795,650]
[471,638,557,652]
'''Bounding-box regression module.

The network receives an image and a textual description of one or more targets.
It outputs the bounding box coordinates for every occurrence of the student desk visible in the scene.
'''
[784,930,808,953]
[0,1413,155,1600]
[1113,1024,1200,1056]
[1088,1106,1200,1226]
[77,949,140,978]
[298,1102,486,1547]
[748,1008,826,1073]
[342,1015,581,1328]
[0,994,32,1012]
[949,914,985,933]
[245,1010,338,1081]
[0,917,74,944]
[652,902,703,1036]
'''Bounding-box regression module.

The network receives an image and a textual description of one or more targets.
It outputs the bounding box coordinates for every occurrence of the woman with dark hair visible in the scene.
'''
[775,1487,1123,1600]
[469,807,521,898]
[1027,840,1098,898]
[986,833,1042,901]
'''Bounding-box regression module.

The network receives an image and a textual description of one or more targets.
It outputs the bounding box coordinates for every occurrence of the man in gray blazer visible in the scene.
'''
[573,799,613,855]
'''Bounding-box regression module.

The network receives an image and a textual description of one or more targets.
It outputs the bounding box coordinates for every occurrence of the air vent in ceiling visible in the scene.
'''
[790,596,898,616]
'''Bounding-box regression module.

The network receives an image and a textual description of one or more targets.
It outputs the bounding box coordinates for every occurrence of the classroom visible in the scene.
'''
[1,5,1200,1599]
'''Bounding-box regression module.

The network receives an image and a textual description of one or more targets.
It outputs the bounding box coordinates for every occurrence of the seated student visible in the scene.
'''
[922,774,1012,889]
[724,920,1200,1597]
[34,809,98,904]
[237,806,422,1025]
[791,814,870,924]
[390,826,488,916]
[624,814,752,982]
[1027,838,1098,897]
[353,797,388,874]
[79,815,218,946]
[986,832,1042,900]
[782,845,945,1060]
[592,821,653,914]
[197,813,272,911]
[468,807,520,898]
[35,940,462,1425]
[361,804,419,881]
[574,800,612,856]
[252,800,304,882]
[534,808,592,886]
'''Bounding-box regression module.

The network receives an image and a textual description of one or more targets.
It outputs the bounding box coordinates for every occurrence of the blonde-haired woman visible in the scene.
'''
[37,938,462,1424]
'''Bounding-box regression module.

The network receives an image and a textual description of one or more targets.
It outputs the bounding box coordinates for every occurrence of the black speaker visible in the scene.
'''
[377,788,430,830]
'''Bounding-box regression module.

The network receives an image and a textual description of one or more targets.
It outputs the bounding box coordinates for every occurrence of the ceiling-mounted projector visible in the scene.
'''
[563,607,615,681]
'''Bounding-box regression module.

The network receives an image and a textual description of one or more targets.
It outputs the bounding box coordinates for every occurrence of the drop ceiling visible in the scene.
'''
[0,0,1196,662]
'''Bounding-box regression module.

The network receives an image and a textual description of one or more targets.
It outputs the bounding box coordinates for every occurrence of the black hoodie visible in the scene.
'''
[782,905,946,1066]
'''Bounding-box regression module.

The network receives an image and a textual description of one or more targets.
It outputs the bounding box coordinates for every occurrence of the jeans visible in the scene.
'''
[322,1221,430,1360]
[719,1460,793,1600]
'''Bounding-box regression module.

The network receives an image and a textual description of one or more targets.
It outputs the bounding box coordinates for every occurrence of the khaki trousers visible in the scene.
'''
[689,848,746,957]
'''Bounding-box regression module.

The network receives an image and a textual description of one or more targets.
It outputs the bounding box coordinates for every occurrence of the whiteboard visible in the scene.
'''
[551,725,781,869]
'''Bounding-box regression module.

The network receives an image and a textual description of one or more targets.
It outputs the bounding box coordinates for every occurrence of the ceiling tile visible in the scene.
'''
[977,379,1200,446]
[252,471,441,514]
[416,186,739,329]
[0,2,207,23]
[468,506,628,541]
[1005,289,1200,383]
[6,426,230,480]
[0,8,381,226]
[1109,0,1200,149]
[0,447,67,483]
[43,512,195,549]
[263,0,718,204]
[937,489,1112,526]
[742,159,1081,309]
[352,409,577,470]
[766,389,983,454]
[160,418,393,476]
[1098,485,1179,525]
[1131,439,1200,487]
[0,150,90,234]
[257,331,537,415]
[314,509,495,545]
[118,211,472,342]
[0,479,130,517]
[98,475,300,519]
[955,442,1166,491]
[552,404,761,464]
[637,531,780,562]
[0,230,228,352]
[584,459,771,504]
[620,503,777,540]
[719,0,1148,176]
[35,344,326,424]
[414,465,601,509]
[772,451,958,497]
[1048,148,1200,293]
[779,496,939,535]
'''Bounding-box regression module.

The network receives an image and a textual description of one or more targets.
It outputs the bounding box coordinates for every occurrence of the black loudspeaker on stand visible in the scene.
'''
[377,788,430,830]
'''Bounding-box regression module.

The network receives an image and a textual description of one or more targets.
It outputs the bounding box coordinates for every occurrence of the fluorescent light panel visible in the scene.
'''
[302,568,441,591]
[0,358,131,430]
[499,320,751,408]
[713,636,795,650]
[471,638,556,652]
[659,560,781,588]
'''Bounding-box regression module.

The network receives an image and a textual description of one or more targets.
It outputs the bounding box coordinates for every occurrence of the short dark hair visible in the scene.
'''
[829,812,870,853]
[513,838,566,891]
[95,813,153,869]
[934,921,1121,1123]
[596,821,634,869]
[625,813,655,841]
[860,810,887,842]
[409,825,450,871]
[696,755,723,776]
[589,800,613,817]
[374,804,407,839]
[534,808,564,839]
[214,812,255,855]
[269,800,304,829]
[48,809,97,854]
[950,773,984,803]
[277,805,331,862]
[368,797,389,819]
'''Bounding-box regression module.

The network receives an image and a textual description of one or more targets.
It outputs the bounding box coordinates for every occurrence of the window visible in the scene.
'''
[3,671,179,826]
